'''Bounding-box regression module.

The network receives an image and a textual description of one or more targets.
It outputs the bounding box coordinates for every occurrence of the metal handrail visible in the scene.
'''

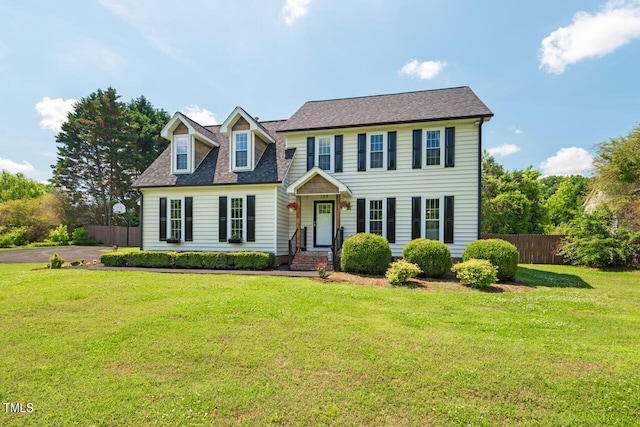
[331,227,344,271]
[288,229,298,267]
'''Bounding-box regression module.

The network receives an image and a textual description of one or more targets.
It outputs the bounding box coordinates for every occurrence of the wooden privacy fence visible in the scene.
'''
[481,234,566,265]
[86,225,141,247]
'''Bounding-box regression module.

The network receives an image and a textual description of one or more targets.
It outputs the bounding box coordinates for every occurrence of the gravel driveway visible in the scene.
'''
[0,246,111,264]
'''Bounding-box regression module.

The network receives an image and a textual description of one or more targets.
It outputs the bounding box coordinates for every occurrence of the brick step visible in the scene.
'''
[290,251,333,271]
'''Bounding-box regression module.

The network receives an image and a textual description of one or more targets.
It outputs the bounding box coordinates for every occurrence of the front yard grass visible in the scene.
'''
[0,264,638,426]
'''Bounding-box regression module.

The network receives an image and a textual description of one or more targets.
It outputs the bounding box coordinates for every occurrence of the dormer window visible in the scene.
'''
[173,135,191,173]
[234,131,250,169]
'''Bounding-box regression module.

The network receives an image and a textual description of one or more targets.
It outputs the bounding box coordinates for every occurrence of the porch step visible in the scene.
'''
[290,250,333,271]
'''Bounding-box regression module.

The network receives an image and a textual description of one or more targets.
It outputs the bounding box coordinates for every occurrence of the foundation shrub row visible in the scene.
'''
[100,251,275,270]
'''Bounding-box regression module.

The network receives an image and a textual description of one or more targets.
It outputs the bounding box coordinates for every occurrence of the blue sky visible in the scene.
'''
[1,0,640,183]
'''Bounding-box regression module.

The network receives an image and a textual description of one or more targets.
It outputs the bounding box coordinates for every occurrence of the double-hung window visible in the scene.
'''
[170,199,182,240]
[230,197,244,240]
[425,198,440,240]
[425,130,441,166]
[317,137,332,171]
[174,135,190,172]
[369,134,384,169]
[234,132,249,169]
[369,200,383,235]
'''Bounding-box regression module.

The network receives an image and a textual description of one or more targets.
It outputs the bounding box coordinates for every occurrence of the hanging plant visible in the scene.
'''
[286,201,297,210]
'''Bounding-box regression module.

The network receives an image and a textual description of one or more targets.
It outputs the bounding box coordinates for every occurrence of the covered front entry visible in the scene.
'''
[314,201,334,247]
[287,167,352,252]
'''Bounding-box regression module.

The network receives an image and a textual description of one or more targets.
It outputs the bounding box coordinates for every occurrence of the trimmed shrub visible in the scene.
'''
[385,259,422,286]
[0,227,28,247]
[49,225,70,246]
[233,252,275,270]
[402,238,452,278]
[452,259,498,289]
[175,252,205,268]
[49,252,65,269]
[463,239,519,281]
[100,253,127,267]
[340,233,392,275]
[99,251,275,270]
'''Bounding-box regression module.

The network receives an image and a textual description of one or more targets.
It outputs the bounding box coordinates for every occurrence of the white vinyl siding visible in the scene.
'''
[141,184,286,255]
[285,119,481,257]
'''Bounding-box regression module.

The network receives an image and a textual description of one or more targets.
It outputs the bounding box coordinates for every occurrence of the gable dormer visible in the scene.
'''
[161,112,218,174]
[220,107,275,172]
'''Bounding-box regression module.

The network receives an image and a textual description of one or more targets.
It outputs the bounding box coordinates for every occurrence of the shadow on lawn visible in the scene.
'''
[516,266,593,289]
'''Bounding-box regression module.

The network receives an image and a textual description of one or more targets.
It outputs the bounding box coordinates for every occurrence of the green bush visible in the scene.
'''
[49,252,65,269]
[48,225,70,245]
[402,238,452,278]
[0,227,28,247]
[340,233,392,275]
[452,259,498,289]
[385,259,422,286]
[463,239,519,281]
[71,226,95,245]
[100,253,127,267]
[558,207,640,268]
[175,252,205,268]
[100,251,275,270]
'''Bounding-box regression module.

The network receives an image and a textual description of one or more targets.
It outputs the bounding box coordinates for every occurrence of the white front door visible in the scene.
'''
[314,201,334,247]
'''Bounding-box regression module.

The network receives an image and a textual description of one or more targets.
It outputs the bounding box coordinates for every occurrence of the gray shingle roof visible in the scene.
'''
[278,86,493,132]
[133,120,293,188]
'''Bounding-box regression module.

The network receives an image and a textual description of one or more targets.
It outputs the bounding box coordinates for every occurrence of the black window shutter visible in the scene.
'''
[412,130,422,169]
[444,196,454,243]
[445,127,455,168]
[185,197,193,241]
[386,198,396,243]
[219,196,227,242]
[159,197,167,241]
[411,196,421,240]
[387,131,396,170]
[247,195,256,242]
[306,137,315,171]
[334,135,343,172]
[357,133,366,172]
[356,198,365,233]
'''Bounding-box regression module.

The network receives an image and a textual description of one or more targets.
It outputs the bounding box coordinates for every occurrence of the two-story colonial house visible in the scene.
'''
[133,86,493,269]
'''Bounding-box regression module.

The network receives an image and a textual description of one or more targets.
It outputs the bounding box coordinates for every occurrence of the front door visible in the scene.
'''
[314,201,334,247]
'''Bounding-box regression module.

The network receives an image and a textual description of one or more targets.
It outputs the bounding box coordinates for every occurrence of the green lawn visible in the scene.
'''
[0,264,638,426]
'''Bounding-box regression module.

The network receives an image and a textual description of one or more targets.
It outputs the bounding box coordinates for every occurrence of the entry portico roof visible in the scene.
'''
[286,167,352,196]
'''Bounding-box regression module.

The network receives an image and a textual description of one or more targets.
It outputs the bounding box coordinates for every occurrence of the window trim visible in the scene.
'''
[231,130,253,172]
[367,198,385,236]
[315,135,334,172]
[167,197,185,241]
[423,195,444,241]
[423,127,445,168]
[367,132,387,170]
[227,195,247,240]
[172,135,192,173]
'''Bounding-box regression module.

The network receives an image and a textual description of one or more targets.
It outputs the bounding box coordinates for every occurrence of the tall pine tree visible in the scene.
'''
[51,87,168,225]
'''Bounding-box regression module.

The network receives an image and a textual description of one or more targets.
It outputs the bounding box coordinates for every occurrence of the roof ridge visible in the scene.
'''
[303,86,471,104]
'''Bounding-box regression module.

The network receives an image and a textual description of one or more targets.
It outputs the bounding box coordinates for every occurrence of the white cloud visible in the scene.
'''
[539,0,640,74]
[399,59,446,80]
[283,0,312,25]
[0,158,34,174]
[509,126,524,135]
[487,144,521,157]
[183,106,218,125]
[35,97,78,132]
[540,147,594,176]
